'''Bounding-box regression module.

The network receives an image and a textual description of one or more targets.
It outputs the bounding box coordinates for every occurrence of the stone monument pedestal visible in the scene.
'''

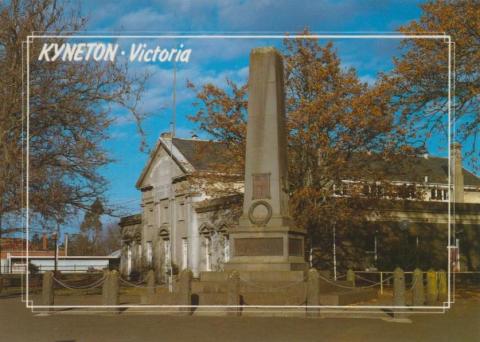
[224,216,306,271]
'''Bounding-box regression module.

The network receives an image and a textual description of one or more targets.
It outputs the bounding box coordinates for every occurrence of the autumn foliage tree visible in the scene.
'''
[388,0,480,168]
[188,35,412,271]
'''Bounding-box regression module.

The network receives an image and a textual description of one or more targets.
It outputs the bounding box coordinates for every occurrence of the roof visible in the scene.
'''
[135,136,231,189]
[135,137,194,189]
[171,138,229,171]
[136,136,480,189]
[344,153,480,186]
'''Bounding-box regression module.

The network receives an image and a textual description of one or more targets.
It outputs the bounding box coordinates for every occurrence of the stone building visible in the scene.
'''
[119,134,240,280]
[120,135,480,279]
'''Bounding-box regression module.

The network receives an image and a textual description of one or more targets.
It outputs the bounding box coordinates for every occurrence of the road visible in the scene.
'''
[0,295,479,341]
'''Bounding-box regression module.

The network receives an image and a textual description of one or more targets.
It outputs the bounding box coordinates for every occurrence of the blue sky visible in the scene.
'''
[58,0,457,231]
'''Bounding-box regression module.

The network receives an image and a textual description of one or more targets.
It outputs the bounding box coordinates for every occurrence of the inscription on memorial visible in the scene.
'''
[288,238,303,256]
[252,173,270,199]
[234,237,283,256]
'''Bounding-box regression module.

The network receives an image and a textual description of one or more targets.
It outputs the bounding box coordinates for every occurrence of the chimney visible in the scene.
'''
[451,142,464,203]
[42,233,47,250]
[161,132,172,140]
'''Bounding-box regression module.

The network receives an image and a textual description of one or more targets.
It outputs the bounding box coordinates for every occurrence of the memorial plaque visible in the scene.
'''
[288,238,303,256]
[252,173,270,199]
[234,238,283,256]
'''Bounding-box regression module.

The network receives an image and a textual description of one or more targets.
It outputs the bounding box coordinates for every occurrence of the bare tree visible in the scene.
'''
[0,1,148,234]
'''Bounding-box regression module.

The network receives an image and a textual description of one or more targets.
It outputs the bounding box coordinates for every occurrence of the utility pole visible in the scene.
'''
[332,221,337,281]
[53,230,58,274]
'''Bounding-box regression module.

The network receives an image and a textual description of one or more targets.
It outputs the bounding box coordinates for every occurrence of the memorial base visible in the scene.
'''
[224,216,307,272]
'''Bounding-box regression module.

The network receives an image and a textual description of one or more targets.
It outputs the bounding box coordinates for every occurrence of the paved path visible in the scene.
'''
[0,296,479,341]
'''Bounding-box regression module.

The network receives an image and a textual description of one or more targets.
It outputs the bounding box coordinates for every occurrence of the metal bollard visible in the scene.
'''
[227,271,241,316]
[438,270,447,302]
[393,267,406,307]
[346,269,355,287]
[426,269,438,305]
[306,268,320,317]
[42,271,54,307]
[412,268,425,306]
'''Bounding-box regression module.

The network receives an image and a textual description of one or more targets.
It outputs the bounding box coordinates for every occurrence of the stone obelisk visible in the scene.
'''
[225,47,306,272]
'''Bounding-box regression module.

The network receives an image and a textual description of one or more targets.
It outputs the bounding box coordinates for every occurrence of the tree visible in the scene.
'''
[99,222,122,255]
[0,0,148,232]
[68,221,121,256]
[80,198,104,251]
[188,34,412,271]
[388,0,480,168]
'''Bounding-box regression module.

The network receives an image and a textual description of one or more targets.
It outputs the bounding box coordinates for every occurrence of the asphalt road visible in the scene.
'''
[0,295,479,342]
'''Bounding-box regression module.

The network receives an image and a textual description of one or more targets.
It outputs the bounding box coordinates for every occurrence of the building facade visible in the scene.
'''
[119,134,240,280]
[120,135,480,279]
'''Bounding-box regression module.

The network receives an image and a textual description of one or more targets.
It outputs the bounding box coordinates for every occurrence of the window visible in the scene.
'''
[147,207,154,226]
[224,236,230,263]
[182,238,188,270]
[146,241,153,265]
[431,187,448,201]
[205,237,211,271]
[126,245,132,275]
[178,202,185,221]
[137,243,142,264]
[161,202,169,224]
[163,240,171,274]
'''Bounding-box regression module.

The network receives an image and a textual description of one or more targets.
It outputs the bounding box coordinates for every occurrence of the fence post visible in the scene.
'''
[438,270,447,302]
[426,269,438,305]
[177,269,193,315]
[227,271,241,316]
[306,268,320,317]
[102,270,120,310]
[393,267,405,306]
[102,270,110,305]
[109,270,120,307]
[42,271,54,307]
[346,269,355,287]
[392,267,407,320]
[412,268,425,306]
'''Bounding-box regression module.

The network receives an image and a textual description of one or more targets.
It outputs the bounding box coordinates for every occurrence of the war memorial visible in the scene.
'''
[120,47,379,311]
